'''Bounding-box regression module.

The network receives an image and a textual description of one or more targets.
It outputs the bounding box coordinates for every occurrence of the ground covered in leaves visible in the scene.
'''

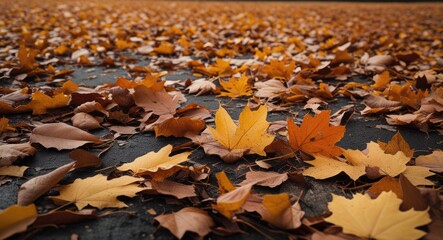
[1,1,443,239]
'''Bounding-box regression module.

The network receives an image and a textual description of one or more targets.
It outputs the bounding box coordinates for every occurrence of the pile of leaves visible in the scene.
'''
[1,1,442,239]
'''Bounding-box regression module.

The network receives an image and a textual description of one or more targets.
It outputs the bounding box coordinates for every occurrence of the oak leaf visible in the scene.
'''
[0,143,36,167]
[326,191,431,240]
[29,123,101,150]
[219,73,252,98]
[206,105,274,162]
[287,110,345,157]
[0,204,37,239]
[117,144,191,178]
[26,90,70,115]
[154,207,214,239]
[51,174,143,210]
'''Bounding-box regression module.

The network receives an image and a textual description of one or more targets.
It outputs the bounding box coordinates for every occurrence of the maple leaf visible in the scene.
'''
[326,191,431,240]
[206,105,275,162]
[287,110,345,157]
[154,42,175,55]
[302,154,366,181]
[30,123,102,150]
[261,59,295,81]
[261,193,304,229]
[154,207,214,239]
[196,58,233,77]
[0,204,37,239]
[377,132,414,158]
[303,141,434,184]
[51,174,143,210]
[219,73,252,98]
[26,90,70,115]
[117,144,191,179]
[371,70,391,91]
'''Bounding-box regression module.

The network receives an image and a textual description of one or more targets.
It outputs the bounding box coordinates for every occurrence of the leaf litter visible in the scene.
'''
[0,0,442,239]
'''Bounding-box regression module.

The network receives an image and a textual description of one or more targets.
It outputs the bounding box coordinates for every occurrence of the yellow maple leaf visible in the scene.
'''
[117,144,191,180]
[208,105,274,160]
[213,183,253,219]
[287,110,345,157]
[302,154,366,181]
[219,73,252,98]
[0,204,37,239]
[50,174,143,210]
[26,90,70,115]
[326,191,431,240]
[261,59,295,81]
[303,142,434,185]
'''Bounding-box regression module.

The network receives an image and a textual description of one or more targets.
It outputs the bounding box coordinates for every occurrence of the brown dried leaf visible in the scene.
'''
[30,123,101,150]
[154,117,205,138]
[239,170,288,188]
[0,143,36,167]
[71,112,102,130]
[154,207,214,239]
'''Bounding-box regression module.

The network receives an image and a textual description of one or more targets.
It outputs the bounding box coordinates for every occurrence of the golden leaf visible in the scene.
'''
[326,191,431,240]
[51,174,143,210]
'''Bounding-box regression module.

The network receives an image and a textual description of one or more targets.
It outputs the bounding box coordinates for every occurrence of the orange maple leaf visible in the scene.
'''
[287,110,345,157]
[26,90,70,115]
[261,59,295,81]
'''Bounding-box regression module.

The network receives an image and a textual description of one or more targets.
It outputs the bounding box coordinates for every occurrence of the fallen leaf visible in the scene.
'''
[416,150,443,172]
[108,126,138,135]
[303,154,366,181]
[219,73,252,98]
[33,209,97,227]
[261,193,304,229]
[17,162,75,206]
[117,144,191,178]
[142,180,196,199]
[51,174,143,210]
[287,110,345,157]
[402,166,434,186]
[371,70,391,91]
[206,105,274,162]
[0,165,28,177]
[0,143,36,167]
[0,204,37,240]
[378,132,414,158]
[26,90,70,115]
[186,78,216,96]
[154,117,205,138]
[213,184,253,218]
[71,112,102,130]
[29,123,101,150]
[216,171,236,194]
[0,117,15,133]
[68,149,102,169]
[326,191,431,239]
[154,207,214,239]
[133,85,179,115]
[254,79,289,100]
[239,170,288,188]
